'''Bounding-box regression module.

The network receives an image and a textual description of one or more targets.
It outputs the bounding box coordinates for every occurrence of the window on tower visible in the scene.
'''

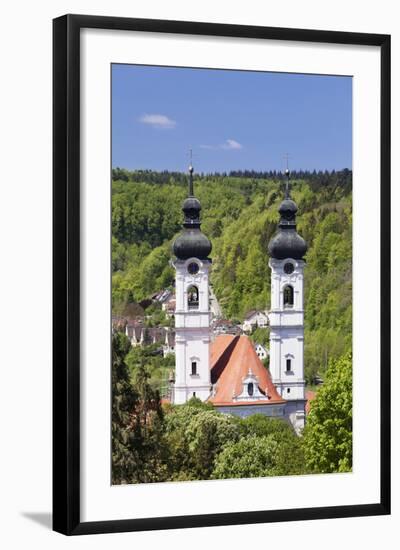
[286,358,292,371]
[283,285,294,307]
[187,285,199,309]
[191,361,197,375]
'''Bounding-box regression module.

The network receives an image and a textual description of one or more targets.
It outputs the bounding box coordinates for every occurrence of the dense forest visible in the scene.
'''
[112,168,352,383]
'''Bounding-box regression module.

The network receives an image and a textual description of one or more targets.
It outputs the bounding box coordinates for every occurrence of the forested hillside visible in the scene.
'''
[112,168,352,382]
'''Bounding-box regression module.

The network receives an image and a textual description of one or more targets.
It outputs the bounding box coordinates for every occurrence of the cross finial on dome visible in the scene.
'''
[284,153,291,199]
[188,148,194,196]
[285,169,291,199]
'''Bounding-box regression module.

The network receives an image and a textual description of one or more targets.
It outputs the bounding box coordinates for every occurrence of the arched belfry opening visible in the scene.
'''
[187,285,199,309]
[283,284,294,307]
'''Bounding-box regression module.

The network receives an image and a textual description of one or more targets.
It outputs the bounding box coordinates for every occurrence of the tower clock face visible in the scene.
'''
[187,262,200,275]
[284,262,295,274]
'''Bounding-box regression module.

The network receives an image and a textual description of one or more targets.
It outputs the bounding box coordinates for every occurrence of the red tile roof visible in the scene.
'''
[209,335,285,406]
[210,334,238,382]
[305,390,316,414]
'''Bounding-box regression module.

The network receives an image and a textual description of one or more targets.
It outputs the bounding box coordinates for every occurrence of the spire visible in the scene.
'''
[188,167,194,196]
[182,161,201,228]
[284,168,291,199]
[283,153,291,199]
[188,149,194,196]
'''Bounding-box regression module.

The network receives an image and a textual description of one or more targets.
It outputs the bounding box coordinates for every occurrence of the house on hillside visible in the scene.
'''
[254,342,268,360]
[212,318,242,336]
[153,288,173,305]
[125,319,144,346]
[163,298,176,319]
[112,315,127,333]
[242,310,269,333]
[125,321,175,353]
[163,329,176,357]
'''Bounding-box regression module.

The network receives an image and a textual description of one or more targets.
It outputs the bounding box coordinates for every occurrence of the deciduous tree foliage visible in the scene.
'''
[111,331,140,484]
[212,435,280,479]
[303,352,352,473]
[112,331,167,484]
[212,414,306,479]
[163,400,243,480]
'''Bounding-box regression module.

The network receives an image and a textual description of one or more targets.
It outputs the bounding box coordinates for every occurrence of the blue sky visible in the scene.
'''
[112,64,352,173]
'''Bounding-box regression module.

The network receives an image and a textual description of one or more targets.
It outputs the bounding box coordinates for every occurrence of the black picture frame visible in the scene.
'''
[53,14,391,536]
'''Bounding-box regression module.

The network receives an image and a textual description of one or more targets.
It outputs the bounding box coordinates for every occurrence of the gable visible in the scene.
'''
[209,335,284,406]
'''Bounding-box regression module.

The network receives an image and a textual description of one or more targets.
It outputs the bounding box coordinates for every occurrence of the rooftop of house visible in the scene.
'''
[243,310,268,321]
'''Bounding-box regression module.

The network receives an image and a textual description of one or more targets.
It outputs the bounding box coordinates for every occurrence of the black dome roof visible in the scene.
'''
[173,229,212,260]
[279,199,298,217]
[268,229,307,260]
[182,196,201,211]
[268,177,307,260]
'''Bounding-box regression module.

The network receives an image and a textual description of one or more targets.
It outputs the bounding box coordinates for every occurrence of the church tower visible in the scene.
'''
[268,170,308,433]
[171,164,212,404]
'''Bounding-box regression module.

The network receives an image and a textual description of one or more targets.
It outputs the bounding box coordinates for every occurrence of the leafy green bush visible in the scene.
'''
[303,352,352,473]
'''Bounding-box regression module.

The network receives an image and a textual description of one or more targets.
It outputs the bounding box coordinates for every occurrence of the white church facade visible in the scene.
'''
[170,165,308,433]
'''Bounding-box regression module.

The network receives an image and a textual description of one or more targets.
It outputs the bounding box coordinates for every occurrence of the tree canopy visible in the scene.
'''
[303,352,352,473]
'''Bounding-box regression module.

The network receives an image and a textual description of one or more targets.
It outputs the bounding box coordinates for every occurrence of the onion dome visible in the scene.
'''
[268,170,307,260]
[172,164,212,260]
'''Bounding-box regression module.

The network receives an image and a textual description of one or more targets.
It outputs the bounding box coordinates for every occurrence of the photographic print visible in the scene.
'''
[53,15,390,534]
[111,64,353,485]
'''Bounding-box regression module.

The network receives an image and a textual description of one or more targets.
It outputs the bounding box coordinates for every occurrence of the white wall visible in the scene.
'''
[0,1,398,549]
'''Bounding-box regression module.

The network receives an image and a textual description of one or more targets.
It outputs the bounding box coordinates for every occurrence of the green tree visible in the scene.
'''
[243,415,307,475]
[112,331,167,484]
[241,413,295,439]
[303,352,352,473]
[211,435,280,479]
[129,361,167,483]
[111,331,140,484]
[163,402,242,480]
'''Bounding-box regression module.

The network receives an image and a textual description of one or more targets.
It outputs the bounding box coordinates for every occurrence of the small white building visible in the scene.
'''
[254,342,268,360]
[212,318,242,336]
[161,291,175,310]
[162,329,176,357]
[163,298,176,319]
[154,289,173,305]
[242,310,269,333]
[125,321,144,346]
